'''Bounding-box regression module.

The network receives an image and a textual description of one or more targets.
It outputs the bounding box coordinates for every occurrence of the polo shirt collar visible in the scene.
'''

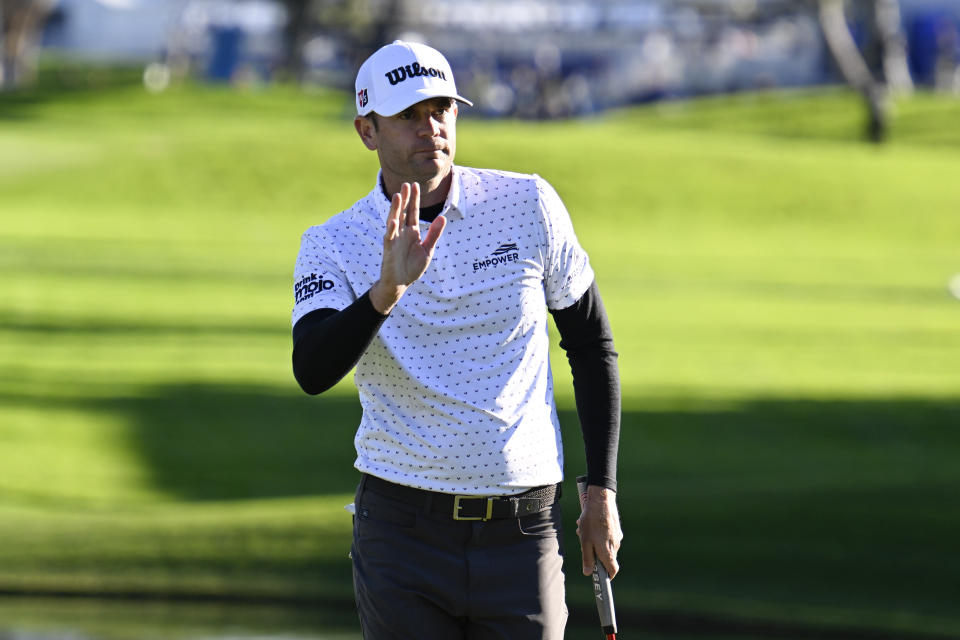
[371,167,467,223]
[372,171,393,222]
[443,166,466,220]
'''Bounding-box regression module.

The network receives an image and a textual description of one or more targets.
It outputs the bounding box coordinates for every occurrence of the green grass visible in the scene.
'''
[2,82,959,638]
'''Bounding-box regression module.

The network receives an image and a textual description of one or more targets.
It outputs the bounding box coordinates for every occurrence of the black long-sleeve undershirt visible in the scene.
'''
[291,279,620,492]
[549,279,620,492]
[292,291,387,395]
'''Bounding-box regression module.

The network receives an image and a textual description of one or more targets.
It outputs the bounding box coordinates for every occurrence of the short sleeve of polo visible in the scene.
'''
[536,176,594,310]
[291,228,355,325]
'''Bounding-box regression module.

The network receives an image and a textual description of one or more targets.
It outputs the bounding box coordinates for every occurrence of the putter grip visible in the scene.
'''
[576,476,618,635]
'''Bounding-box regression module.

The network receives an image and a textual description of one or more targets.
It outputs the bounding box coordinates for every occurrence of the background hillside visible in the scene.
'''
[1,84,959,638]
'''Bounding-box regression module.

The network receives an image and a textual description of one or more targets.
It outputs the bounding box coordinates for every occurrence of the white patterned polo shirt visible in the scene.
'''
[292,165,594,495]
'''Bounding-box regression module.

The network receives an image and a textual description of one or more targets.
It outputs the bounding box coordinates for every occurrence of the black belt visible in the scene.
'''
[360,474,561,521]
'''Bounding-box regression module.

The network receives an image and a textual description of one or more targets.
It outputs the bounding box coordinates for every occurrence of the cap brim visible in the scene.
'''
[373,88,473,117]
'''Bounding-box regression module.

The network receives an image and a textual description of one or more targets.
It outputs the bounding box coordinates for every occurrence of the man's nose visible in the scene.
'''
[418,114,442,136]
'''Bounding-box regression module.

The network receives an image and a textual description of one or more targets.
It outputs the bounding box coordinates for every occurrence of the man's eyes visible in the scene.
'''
[397,106,449,121]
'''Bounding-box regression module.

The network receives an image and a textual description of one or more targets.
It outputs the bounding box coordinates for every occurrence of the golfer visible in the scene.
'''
[291,40,622,639]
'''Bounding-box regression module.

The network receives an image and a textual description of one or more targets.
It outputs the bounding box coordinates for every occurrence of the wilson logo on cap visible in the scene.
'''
[357,88,369,108]
[384,61,447,86]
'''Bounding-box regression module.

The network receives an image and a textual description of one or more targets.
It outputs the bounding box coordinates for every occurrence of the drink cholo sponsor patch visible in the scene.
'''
[294,273,335,304]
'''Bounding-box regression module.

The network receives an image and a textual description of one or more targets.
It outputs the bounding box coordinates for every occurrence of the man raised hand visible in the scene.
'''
[370,181,447,315]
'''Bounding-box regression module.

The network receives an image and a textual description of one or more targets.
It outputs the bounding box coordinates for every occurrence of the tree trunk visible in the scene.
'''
[281,0,311,83]
[818,0,912,143]
[0,0,55,90]
[874,0,913,94]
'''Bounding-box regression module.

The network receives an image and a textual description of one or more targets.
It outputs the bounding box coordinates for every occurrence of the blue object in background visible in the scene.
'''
[207,26,244,82]
[909,12,942,82]
[908,11,959,84]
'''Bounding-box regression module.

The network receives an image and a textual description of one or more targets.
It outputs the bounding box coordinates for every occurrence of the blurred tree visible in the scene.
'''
[278,0,312,81]
[279,0,403,83]
[0,0,56,89]
[817,0,913,142]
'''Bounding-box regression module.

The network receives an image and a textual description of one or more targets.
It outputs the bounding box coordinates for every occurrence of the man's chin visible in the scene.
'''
[414,156,452,178]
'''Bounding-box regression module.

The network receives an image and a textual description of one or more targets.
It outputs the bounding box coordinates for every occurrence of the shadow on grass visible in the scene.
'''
[107,383,363,500]
[29,382,959,637]
[105,381,958,502]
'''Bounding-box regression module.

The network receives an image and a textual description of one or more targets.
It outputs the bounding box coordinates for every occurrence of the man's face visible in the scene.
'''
[356,97,457,188]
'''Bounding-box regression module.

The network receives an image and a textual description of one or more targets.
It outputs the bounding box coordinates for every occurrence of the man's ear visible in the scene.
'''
[355,116,378,151]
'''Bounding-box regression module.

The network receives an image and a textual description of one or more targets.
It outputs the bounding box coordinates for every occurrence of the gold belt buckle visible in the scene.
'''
[453,495,494,521]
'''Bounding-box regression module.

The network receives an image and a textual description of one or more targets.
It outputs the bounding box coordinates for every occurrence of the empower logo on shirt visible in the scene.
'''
[473,243,520,272]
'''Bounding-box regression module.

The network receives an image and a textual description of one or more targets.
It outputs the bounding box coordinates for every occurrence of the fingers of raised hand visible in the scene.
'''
[421,215,446,254]
[386,183,423,242]
[386,192,403,240]
[405,182,421,228]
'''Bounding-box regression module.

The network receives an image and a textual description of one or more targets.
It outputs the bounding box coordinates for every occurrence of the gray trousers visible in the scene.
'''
[351,478,568,639]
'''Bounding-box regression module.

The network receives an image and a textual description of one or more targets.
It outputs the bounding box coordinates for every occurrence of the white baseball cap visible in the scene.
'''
[355,40,473,117]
